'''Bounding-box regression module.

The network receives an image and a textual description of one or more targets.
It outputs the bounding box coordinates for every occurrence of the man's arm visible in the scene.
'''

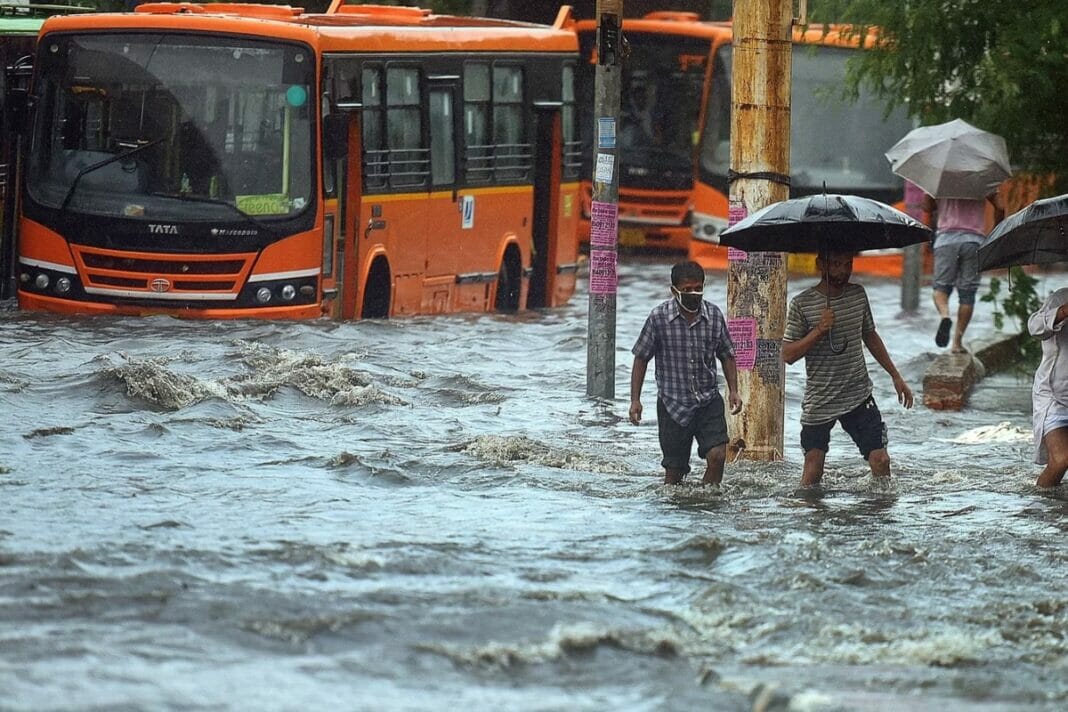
[782,307,834,365]
[863,329,914,408]
[719,354,742,414]
[629,355,649,424]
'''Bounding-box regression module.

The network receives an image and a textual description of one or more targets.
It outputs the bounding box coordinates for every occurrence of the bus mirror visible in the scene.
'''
[323,113,349,161]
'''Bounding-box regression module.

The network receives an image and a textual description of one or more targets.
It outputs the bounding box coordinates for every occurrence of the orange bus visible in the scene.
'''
[575,14,916,272]
[11,2,581,318]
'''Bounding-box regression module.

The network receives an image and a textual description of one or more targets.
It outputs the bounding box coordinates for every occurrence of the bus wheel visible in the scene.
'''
[361,257,391,319]
[494,247,521,313]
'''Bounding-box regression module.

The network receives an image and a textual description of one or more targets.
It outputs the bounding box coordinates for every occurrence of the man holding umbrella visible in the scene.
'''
[782,250,914,486]
[923,191,1005,353]
[885,118,1011,353]
[718,193,929,487]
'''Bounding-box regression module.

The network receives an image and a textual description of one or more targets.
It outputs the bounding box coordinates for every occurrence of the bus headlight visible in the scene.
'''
[255,287,272,304]
[691,212,729,244]
[35,273,50,290]
[55,277,72,294]
[280,284,296,301]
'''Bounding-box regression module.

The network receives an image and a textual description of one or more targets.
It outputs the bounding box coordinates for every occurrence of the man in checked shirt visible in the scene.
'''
[629,261,742,485]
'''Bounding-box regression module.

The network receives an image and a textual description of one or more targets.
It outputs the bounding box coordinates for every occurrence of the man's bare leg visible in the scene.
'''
[867,448,891,478]
[1038,428,1068,488]
[664,469,686,485]
[702,445,727,485]
[952,303,974,353]
[801,449,827,487]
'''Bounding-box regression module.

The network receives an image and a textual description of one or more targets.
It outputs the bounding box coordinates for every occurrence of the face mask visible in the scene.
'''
[673,287,703,313]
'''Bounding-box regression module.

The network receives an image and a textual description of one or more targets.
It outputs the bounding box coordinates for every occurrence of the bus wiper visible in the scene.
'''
[59,138,163,212]
[148,192,278,238]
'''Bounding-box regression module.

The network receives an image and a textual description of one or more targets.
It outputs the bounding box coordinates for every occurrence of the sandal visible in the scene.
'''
[935,317,952,348]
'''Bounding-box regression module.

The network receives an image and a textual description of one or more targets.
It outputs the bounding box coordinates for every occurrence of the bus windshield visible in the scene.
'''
[27,33,314,221]
[581,31,709,190]
[701,44,913,198]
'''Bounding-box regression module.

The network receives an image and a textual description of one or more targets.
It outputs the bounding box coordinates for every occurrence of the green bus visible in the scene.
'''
[1,2,90,298]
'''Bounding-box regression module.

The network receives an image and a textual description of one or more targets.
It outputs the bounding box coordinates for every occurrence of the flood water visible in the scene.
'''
[1,258,1065,711]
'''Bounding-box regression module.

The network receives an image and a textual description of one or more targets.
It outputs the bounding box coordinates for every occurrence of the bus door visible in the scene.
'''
[425,75,460,313]
[529,104,563,309]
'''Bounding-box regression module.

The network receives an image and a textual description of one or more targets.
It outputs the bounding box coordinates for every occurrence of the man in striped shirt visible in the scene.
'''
[783,251,914,486]
[630,261,742,485]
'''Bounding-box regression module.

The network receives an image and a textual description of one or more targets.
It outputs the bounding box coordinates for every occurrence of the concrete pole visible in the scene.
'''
[586,0,623,399]
[724,0,792,461]
[900,180,925,312]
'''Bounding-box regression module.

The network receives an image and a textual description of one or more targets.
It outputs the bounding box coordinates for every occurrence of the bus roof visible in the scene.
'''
[39,2,578,53]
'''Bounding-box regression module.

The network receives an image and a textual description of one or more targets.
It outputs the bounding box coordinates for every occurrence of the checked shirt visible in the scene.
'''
[632,298,735,427]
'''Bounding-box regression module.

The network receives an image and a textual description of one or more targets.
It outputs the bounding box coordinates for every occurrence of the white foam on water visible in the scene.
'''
[458,434,631,474]
[941,422,1031,444]
[422,620,683,669]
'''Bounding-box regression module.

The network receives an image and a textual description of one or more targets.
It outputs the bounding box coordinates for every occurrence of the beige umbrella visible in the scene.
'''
[885,119,1011,199]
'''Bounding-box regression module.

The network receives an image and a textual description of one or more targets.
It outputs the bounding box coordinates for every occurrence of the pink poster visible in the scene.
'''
[589,250,617,295]
[728,198,748,227]
[728,317,757,369]
[728,247,749,262]
[589,200,618,247]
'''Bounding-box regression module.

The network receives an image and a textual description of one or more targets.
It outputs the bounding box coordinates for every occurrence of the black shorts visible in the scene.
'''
[657,396,728,473]
[800,395,888,460]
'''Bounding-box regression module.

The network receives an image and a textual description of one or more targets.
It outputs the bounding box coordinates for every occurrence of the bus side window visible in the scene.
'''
[491,64,527,182]
[429,88,455,187]
[362,66,386,190]
[463,62,491,183]
[385,66,425,188]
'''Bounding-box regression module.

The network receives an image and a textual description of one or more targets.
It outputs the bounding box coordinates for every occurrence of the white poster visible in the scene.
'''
[595,153,615,183]
[461,195,475,229]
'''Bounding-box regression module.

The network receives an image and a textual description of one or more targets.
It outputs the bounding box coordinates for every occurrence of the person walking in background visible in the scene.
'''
[924,192,1005,353]
[1028,287,1068,488]
[629,261,742,485]
[783,251,914,487]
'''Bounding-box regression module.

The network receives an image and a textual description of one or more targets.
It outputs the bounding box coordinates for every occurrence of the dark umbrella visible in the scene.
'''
[718,193,931,253]
[719,193,931,354]
[978,193,1068,271]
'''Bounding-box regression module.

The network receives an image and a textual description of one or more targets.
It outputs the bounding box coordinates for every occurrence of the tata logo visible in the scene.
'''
[149,278,171,293]
[148,224,179,235]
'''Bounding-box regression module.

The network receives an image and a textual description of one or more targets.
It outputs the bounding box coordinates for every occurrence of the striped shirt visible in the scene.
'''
[632,299,735,426]
[783,283,875,425]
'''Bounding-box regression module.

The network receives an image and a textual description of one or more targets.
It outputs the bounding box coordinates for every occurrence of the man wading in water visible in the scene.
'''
[783,250,914,486]
[629,261,742,485]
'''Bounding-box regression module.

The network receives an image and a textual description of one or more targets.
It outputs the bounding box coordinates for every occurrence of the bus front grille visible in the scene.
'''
[73,246,254,297]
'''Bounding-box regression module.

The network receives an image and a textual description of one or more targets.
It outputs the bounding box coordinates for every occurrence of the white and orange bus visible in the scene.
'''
[10,2,581,318]
[575,13,917,274]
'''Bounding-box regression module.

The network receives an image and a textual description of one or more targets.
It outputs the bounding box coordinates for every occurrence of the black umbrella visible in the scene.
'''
[718,193,931,253]
[978,193,1068,271]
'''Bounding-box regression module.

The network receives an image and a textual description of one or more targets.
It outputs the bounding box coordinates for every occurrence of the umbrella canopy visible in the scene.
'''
[885,118,1011,199]
[978,193,1068,271]
[718,193,931,254]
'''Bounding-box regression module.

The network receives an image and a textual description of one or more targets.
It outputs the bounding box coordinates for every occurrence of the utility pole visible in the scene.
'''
[586,0,623,399]
[900,179,924,311]
[724,0,792,461]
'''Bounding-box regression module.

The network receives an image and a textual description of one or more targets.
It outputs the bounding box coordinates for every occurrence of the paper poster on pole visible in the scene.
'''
[727,317,757,370]
[589,200,618,247]
[727,198,748,260]
[595,153,615,183]
[598,117,616,148]
[589,250,618,295]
